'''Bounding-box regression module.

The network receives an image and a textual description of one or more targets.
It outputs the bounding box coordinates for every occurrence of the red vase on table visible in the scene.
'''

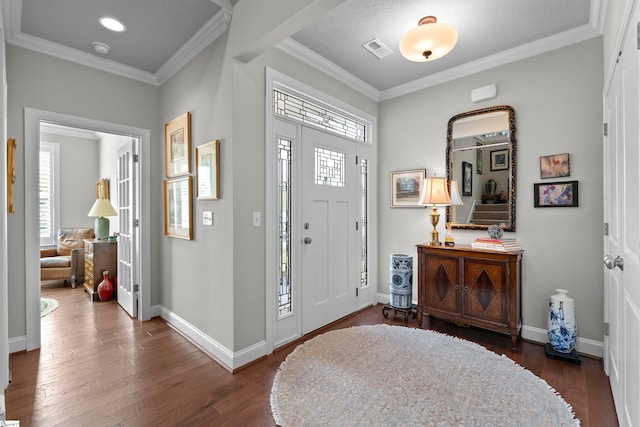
[97,271,115,301]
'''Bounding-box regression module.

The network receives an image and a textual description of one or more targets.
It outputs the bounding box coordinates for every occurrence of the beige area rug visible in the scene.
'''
[40,297,59,317]
[271,324,579,426]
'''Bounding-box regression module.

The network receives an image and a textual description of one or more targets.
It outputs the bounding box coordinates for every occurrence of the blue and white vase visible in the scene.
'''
[547,289,577,353]
[389,254,412,309]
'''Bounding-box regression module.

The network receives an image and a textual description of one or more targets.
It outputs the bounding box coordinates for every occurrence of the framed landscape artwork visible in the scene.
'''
[165,112,191,178]
[390,169,426,207]
[196,140,220,200]
[164,177,193,239]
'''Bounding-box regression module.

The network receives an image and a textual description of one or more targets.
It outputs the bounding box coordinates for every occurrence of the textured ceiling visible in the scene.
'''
[292,0,592,91]
[20,0,221,73]
[5,0,596,93]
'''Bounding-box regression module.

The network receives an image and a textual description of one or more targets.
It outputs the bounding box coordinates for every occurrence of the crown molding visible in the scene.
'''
[379,23,602,101]
[2,0,232,87]
[155,8,232,85]
[276,38,381,102]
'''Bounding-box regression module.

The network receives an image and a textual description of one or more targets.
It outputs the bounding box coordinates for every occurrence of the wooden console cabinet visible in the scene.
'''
[83,239,117,301]
[417,244,523,348]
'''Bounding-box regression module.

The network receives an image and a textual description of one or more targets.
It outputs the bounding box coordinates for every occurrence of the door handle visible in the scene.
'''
[304,237,312,244]
[604,255,624,271]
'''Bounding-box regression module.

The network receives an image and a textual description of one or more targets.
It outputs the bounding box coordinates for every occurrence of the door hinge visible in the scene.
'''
[604,222,609,236]
[133,284,139,293]
[604,322,609,336]
[603,123,608,136]
[356,287,359,297]
[637,21,640,50]
[134,219,139,227]
[356,221,359,231]
[133,154,139,163]
[355,155,359,164]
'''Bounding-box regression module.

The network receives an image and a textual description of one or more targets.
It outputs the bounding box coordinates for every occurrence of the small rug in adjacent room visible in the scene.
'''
[271,324,579,426]
[40,297,59,317]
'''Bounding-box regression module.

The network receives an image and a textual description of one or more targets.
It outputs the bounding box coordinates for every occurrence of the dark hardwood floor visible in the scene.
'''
[6,282,618,426]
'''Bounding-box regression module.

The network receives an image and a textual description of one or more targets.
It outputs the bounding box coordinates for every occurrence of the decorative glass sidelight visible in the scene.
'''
[277,138,292,317]
[360,158,368,288]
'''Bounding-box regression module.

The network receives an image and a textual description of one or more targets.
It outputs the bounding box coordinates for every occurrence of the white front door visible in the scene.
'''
[604,5,640,425]
[301,126,358,334]
[117,140,137,318]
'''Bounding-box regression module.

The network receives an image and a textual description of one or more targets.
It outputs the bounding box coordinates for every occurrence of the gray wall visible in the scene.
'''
[39,132,98,230]
[6,3,609,355]
[6,45,161,338]
[378,37,604,341]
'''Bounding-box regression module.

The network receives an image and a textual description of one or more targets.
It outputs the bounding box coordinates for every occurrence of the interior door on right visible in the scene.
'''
[604,5,640,425]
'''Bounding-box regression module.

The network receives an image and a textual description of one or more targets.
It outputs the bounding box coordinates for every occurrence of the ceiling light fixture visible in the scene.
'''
[399,16,457,62]
[92,42,111,54]
[99,16,126,32]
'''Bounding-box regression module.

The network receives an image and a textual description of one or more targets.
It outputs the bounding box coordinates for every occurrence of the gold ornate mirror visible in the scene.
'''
[446,105,516,231]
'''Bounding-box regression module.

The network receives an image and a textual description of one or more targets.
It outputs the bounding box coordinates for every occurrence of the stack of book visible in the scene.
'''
[471,237,521,251]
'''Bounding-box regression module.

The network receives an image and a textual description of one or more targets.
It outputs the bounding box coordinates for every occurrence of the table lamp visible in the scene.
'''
[88,197,117,240]
[418,176,451,246]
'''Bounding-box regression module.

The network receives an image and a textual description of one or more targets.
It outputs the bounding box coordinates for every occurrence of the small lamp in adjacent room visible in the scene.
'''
[87,197,117,240]
[418,176,451,246]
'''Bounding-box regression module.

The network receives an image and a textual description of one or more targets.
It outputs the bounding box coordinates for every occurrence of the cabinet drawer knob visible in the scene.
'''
[455,284,459,290]
[464,286,469,291]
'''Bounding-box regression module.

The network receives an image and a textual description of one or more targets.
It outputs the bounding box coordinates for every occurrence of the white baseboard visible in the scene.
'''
[8,336,25,354]
[376,293,604,358]
[522,325,603,358]
[152,304,268,371]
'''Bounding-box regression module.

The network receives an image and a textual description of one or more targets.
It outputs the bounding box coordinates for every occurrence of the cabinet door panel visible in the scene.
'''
[463,258,508,325]
[424,255,460,314]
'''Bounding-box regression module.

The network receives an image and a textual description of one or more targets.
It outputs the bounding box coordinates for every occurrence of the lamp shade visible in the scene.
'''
[418,177,451,206]
[399,16,458,62]
[87,198,117,218]
[449,180,464,206]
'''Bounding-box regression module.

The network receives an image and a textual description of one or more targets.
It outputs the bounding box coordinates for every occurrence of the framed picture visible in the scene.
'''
[96,179,109,200]
[476,142,483,175]
[540,153,570,178]
[390,169,426,207]
[533,181,579,207]
[196,140,220,200]
[164,177,193,239]
[490,149,509,171]
[165,112,191,178]
[462,161,473,196]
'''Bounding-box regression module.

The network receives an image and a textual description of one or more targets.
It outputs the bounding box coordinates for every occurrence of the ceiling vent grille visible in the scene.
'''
[362,38,393,59]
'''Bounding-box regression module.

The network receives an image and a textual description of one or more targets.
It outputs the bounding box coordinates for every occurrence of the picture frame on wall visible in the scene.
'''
[390,169,426,207]
[196,140,220,200]
[96,178,109,200]
[164,176,193,239]
[490,149,509,171]
[462,161,473,196]
[540,153,570,178]
[165,112,191,178]
[533,180,579,207]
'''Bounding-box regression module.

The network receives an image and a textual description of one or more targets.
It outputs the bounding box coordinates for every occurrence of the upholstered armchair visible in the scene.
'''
[40,228,94,288]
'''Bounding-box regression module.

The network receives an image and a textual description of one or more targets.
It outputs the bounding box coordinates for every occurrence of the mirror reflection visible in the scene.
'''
[446,105,516,231]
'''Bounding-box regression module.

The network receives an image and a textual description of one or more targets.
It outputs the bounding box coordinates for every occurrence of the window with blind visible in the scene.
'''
[39,142,60,246]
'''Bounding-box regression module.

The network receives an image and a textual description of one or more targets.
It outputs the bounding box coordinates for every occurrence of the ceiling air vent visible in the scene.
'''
[362,38,393,59]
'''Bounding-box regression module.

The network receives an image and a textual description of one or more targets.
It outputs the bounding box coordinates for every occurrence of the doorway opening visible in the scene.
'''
[24,108,152,351]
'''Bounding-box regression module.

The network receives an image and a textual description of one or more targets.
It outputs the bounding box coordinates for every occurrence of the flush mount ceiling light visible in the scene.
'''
[92,42,111,54]
[99,16,126,32]
[399,16,458,62]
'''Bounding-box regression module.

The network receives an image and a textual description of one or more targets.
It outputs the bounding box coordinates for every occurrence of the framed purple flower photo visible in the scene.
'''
[533,181,579,207]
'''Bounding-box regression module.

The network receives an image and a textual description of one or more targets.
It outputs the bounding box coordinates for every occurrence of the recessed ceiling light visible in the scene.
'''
[92,42,111,54]
[99,17,126,32]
